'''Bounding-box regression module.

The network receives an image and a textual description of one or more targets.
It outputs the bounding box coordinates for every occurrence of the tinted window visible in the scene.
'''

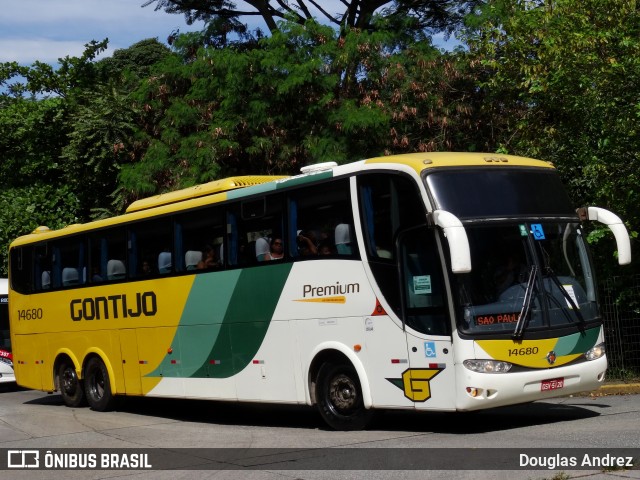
[425,168,575,219]
[128,218,173,277]
[359,173,426,261]
[289,178,356,259]
[178,207,225,271]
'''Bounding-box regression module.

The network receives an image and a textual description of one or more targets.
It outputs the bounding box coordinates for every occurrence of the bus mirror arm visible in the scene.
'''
[433,210,472,273]
[586,206,632,265]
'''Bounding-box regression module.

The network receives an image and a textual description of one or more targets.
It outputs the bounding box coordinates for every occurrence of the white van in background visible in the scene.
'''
[0,279,14,383]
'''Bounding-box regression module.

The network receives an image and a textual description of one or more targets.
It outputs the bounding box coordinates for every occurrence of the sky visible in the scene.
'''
[0,1,455,66]
[0,0,206,64]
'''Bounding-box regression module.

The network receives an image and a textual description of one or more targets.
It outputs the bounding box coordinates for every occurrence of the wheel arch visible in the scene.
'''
[53,349,82,391]
[81,348,118,395]
[307,342,372,409]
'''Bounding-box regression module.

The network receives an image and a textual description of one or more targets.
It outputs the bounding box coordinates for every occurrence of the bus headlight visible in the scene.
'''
[585,342,605,361]
[463,359,512,373]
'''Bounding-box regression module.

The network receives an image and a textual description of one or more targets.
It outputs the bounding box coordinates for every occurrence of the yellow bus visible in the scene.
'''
[8,153,631,430]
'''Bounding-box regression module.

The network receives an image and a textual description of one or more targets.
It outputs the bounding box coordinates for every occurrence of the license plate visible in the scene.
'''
[541,377,564,392]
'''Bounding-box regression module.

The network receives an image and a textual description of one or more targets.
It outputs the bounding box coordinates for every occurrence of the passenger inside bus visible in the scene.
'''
[297,230,318,256]
[197,244,220,269]
[266,237,284,260]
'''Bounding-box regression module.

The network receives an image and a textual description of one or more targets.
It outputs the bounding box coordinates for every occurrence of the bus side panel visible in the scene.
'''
[136,327,177,395]
[119,329,142,395]
[45,330,125,394]
[235,320,297,402]
[361,315,415,409]
[13,334,46,391]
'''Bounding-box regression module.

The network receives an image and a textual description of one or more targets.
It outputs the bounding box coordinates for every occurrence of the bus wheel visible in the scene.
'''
[84,357,116,412]
[58,361,86,408]
[316,362,372,431]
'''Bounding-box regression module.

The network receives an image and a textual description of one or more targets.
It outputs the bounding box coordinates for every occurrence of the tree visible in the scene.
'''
[60,84,141,218]
[118,18,485,204]
[98,39,173,81]
[143,0,484,35]
[463,0,640,273]
[0,97,67,189]
[0,185,81,275]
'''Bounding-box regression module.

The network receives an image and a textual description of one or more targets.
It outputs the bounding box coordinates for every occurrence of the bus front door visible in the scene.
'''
[399,227,456,411]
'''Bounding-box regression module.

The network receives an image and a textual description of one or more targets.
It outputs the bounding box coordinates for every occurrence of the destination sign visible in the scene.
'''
[475,312,520,326]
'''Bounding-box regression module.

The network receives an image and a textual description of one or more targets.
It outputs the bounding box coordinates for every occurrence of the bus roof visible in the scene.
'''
[362,152,553,172]
[126,175,289,213]
[9,153,554,247]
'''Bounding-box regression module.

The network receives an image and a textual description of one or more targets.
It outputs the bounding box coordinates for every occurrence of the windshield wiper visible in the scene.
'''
[512,264,538,340]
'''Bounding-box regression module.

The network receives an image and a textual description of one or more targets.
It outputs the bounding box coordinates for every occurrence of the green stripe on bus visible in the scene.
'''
[191,262,293,378]
[275,171,333,188]
[554,327,599,356]
[226,181,278,200]
[146,264,293,379]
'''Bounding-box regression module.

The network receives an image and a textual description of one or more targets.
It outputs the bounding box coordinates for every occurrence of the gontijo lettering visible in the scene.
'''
[70,292,157,321]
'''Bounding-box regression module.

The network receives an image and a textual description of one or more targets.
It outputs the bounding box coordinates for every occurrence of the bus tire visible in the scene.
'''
[58,360,86,408]
[316,362,372,431]
[84,357,116,412]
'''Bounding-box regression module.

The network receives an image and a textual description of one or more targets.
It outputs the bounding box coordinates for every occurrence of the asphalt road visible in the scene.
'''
[0,384,638,480]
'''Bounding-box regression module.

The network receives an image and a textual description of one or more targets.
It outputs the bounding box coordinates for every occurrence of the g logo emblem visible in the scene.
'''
[401,368,442,402]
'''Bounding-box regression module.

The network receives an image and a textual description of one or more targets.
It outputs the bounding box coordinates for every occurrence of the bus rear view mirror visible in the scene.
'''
[586,206,632,265]
[433,210,472,273]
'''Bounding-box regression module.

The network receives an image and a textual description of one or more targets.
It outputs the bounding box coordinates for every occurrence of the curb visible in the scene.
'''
[597,383,640,395]
[576,383,640,396]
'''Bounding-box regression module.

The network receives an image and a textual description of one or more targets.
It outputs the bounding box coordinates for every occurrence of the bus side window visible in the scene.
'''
[398,228,449,336]
[10,246,34,294]
[51,238,87,289]
[359,173,426,261]
[34,244,51,292]
[358,173,427,315]
[237,194,285,264]
[128,218,173,278]
[177,206,225,272]
[91,229,127,283]
[289,178,355,259]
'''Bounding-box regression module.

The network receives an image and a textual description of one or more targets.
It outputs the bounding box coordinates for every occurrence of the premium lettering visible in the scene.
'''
[303,281,360,298]
[70,292,157,321]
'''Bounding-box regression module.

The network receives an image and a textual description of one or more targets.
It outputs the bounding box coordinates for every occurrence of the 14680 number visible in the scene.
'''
[508,347,539,356]
[17,308,43,321]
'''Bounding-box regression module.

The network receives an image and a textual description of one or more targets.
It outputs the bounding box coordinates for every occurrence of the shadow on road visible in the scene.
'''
[20,390,603,433]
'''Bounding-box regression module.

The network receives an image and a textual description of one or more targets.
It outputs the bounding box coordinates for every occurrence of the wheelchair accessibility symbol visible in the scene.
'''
[531,223,546,240]
[424,341,436,358]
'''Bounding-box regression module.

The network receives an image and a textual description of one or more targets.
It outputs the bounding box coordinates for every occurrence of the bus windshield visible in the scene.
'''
[425,168,576,219]
[454,222,599,337]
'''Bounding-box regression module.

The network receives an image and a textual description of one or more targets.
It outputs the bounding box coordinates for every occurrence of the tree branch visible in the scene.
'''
[305,0,341,25]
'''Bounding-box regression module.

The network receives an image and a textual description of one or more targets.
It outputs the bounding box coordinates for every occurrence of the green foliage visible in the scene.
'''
[60,84,140,218]
[0,184,80,275]
[463,0,640,277]
[120,17,486,202]
[0,97,67,187]
[2,0,639,288]
[98,39,172,81]
[16,40,108,98]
